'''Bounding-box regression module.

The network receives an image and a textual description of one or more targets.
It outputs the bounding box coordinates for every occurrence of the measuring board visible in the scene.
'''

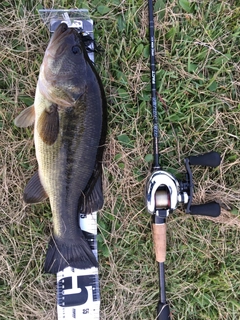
[38,9,100,320]
[57,212,100,320]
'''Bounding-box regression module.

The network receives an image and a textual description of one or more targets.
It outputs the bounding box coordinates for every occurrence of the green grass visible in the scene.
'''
[0,0,240,319]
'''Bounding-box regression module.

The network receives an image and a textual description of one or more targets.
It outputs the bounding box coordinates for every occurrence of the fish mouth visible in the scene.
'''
[51,22,75,41]
[46,23,79,57]
[39,22,84,106]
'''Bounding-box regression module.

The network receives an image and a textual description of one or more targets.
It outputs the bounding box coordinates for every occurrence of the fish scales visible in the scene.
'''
[36,87,102,238]
[14,23,107,274]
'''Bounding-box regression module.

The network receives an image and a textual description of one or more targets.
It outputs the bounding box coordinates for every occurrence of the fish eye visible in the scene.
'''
[72,46,81,54]
[61,23,68,32]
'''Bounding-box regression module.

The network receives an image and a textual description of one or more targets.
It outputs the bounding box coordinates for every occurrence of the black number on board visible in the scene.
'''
[58,275,94,307]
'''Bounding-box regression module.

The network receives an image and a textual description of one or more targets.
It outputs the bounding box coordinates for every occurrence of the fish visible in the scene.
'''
[14,22,107,274]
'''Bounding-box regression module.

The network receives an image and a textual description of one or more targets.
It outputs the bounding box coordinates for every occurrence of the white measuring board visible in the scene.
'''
[57,212,100,320]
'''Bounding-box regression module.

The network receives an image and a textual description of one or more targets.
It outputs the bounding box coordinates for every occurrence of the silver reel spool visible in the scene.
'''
[145,170,189,216]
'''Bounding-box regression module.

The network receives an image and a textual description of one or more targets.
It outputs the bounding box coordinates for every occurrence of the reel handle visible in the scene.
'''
[188,151,221,167]
[157,302,171,319]
[189,201,220,217]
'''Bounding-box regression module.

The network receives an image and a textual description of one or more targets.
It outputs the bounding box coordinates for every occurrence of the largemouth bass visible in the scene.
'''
[14,23,107,274]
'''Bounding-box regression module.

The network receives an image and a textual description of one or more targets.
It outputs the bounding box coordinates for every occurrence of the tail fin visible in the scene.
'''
[44,236,98,274]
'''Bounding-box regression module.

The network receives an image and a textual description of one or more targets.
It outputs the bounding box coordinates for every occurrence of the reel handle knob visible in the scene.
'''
[157,302,171,319]
[189,201,220,217]
[188,151,221,167]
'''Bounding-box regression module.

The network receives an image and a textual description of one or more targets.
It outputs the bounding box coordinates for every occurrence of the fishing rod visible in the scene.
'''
[146,1,221,319]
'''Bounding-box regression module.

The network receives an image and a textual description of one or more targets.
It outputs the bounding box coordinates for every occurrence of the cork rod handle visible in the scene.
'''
[152,223,166,263]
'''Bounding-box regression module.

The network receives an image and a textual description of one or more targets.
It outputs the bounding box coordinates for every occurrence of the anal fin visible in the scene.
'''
[23,171,48,203]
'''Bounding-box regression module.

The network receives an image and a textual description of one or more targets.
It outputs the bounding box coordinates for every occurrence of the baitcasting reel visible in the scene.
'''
[146,151,221,219]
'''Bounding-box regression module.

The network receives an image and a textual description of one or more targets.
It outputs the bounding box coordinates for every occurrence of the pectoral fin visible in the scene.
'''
[23,171,48,203]
[37,104,59,145]
[14,105,35,127]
